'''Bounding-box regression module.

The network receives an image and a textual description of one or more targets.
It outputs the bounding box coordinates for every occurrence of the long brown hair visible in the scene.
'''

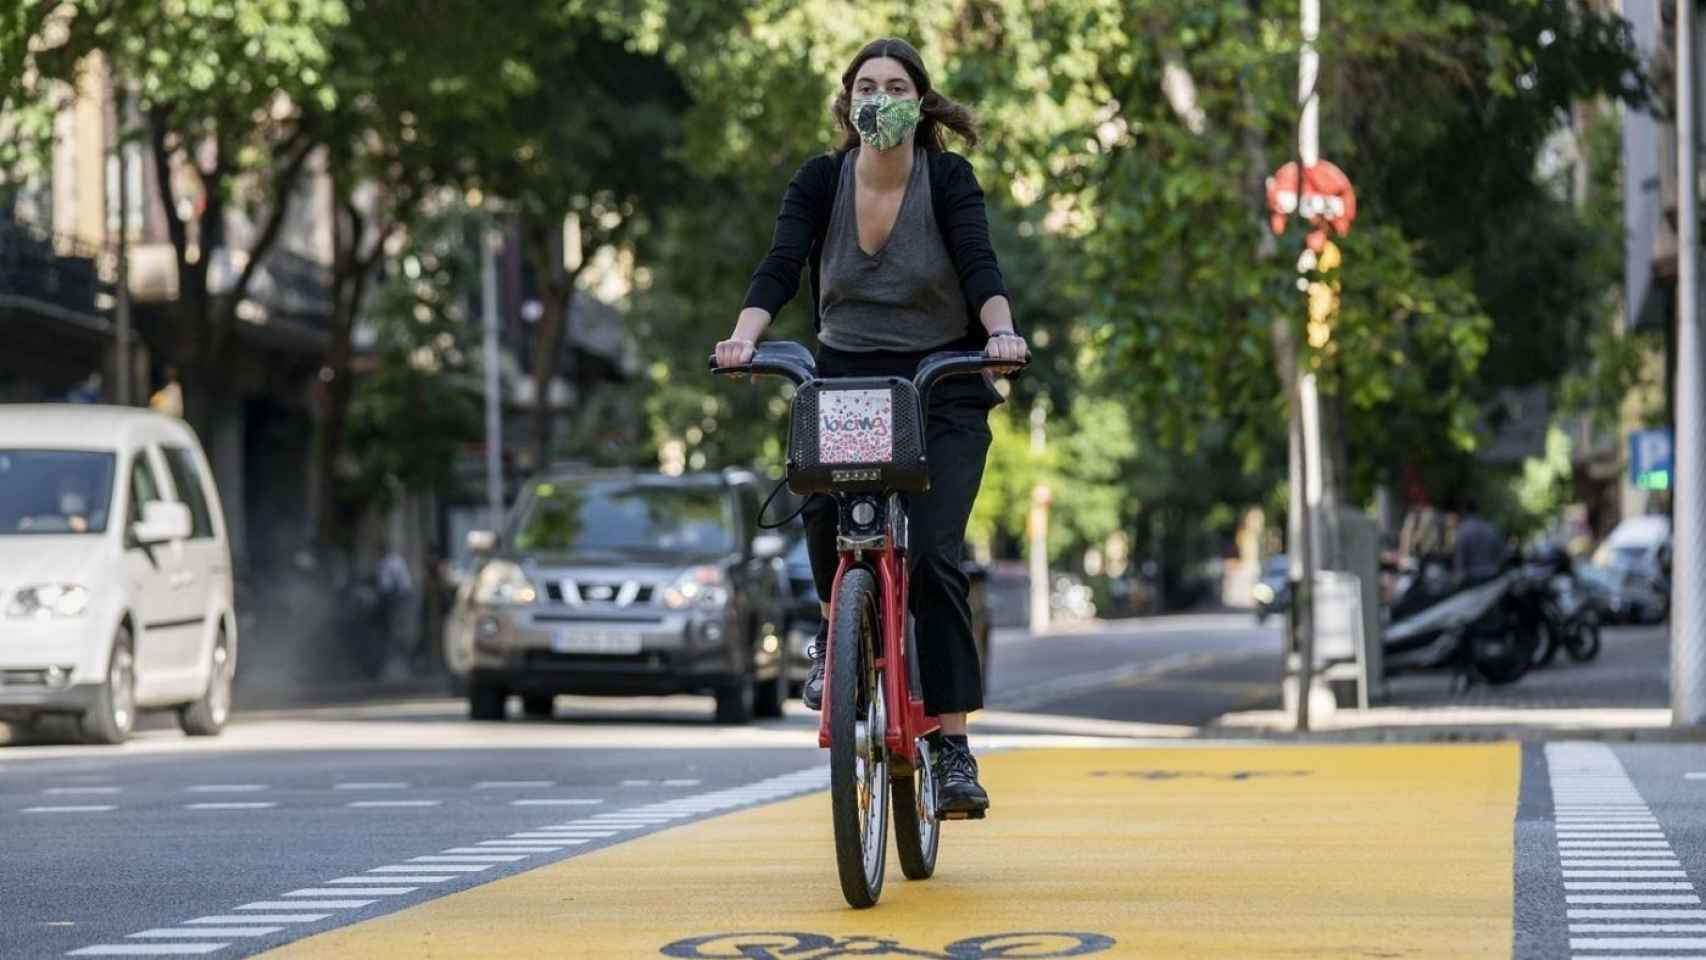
[831,38,978,153]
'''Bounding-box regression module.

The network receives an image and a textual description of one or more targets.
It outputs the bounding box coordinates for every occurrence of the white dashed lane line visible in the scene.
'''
[25,805,115,813]
[44,786,122,795]
[510,798,601,806]
[331,782,409,791]
[475,780,555,789]
[62,767,831,957]
[1548,743,1706,959]
[186,803,275,811]
[184,785,268,793]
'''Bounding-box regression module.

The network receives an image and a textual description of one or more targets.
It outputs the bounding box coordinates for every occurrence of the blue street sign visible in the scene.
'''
[1630,428,1674,491]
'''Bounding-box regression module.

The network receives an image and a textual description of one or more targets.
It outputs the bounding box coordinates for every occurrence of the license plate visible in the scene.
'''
[551,629,643,655]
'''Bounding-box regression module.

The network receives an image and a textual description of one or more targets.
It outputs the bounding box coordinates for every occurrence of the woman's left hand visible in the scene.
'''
[985,332,1029,371]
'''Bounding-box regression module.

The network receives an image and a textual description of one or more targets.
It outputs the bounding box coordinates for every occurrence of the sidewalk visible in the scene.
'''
[1214,624,1685,740]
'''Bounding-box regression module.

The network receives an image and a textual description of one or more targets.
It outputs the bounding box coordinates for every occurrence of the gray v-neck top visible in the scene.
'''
[818,148,968,353]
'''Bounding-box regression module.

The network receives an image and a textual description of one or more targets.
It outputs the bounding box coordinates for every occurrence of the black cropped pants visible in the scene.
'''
[802,345,995,715]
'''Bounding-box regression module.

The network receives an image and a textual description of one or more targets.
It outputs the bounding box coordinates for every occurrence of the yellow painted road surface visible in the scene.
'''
[265,744,1519,959]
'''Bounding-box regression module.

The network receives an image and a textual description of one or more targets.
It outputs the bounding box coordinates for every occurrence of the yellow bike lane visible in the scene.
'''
[264,743,1519,959]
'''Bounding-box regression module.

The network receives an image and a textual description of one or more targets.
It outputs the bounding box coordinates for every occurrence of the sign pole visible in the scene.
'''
[1674,0,1706,726]
[1291,0,1323,731]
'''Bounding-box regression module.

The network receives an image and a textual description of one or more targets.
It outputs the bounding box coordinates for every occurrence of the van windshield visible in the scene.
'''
[0,450,117,535]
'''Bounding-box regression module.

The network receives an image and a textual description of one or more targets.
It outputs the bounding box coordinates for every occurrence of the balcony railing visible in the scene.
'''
[0,218,111,322]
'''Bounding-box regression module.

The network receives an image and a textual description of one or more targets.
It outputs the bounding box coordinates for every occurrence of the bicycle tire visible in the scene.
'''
[893,736,940,880]
[829,567,887,908]
[1566,621,1602,662]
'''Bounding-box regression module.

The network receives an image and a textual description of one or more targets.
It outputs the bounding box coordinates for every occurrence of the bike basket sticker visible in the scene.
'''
[818,389,893,464]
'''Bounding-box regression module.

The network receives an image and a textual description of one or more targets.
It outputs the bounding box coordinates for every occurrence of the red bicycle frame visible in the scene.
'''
[816,522,937,772]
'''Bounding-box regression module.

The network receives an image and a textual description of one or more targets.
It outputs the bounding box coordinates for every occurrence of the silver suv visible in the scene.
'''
[446,468,788,724]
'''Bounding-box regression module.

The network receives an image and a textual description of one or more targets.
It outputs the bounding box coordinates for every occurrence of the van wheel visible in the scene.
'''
[468,682,507,721]
[179,631,234,736]
[521,694,555,719]
[754,668,787,719]
[82,626,137,745]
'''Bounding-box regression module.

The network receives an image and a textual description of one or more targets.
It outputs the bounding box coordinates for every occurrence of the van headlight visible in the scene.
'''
[7,584,92,620]
[663,566,729,610]
[473,561,538,605]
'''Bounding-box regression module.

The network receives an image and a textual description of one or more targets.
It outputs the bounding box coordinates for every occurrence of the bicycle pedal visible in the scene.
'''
[938,808,986,821]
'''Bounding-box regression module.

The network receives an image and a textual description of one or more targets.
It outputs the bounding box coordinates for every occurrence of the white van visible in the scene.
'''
[0,405,238,743]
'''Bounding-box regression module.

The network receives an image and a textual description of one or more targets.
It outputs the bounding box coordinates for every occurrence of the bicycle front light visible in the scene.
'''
[6,584,92,620]
[663,566,729,610]
[473,560,538,605]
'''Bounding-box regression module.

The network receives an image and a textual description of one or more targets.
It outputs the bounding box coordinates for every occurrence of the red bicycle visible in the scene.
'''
[712,341,1023,908]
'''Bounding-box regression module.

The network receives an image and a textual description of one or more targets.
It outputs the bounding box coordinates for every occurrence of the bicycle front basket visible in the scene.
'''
[787,377,928,495]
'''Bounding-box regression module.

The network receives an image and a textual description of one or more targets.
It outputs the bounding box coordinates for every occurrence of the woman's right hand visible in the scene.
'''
[713,336,756,370]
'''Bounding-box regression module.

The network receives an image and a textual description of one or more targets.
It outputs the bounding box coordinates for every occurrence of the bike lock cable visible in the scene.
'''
[757,476,814,530]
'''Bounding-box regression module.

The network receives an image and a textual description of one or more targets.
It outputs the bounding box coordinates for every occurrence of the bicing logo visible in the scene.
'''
[660,931,1116,959]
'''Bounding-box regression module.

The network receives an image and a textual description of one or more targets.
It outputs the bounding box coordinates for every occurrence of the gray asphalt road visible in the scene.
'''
[0,740,824,958]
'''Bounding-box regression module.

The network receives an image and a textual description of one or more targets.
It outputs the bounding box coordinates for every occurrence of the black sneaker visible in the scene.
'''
[801,623,827,711]
[933,738,990,819]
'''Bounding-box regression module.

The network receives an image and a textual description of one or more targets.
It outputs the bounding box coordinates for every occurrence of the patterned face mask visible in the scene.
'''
[851,91,922,152]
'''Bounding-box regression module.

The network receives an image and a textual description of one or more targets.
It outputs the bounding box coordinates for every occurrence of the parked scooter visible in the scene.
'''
[1382,558,1541,688]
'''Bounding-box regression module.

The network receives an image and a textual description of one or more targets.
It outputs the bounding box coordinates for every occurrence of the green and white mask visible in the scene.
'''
[851,91,922,152]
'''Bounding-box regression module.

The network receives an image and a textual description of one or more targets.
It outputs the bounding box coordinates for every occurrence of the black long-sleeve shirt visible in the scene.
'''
[741,149,1009,352]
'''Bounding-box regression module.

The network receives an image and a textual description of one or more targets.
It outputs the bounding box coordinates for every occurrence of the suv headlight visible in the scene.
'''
[7,584,92,620]
[473,560,538,605]
[663,566,729,610]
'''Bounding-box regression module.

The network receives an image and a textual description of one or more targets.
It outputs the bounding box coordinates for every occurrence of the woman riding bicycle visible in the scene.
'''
[713,38,1026,819]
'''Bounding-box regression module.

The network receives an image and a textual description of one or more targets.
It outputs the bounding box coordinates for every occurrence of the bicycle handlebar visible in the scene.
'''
[709,341,1028,395]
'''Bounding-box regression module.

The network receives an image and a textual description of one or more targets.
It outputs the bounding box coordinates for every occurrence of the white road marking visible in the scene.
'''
[333,782,409,790]
[508,832,599,840]
[1565,871,1690,878]
[1565,882,1696,890]
[285,888,416,897]
[1566,895,1704,904]
[1684,773,1706,779]
[24,805,114,813]
[185,915,329,924]
[237,900,376,910]
[129,928,282,938]
[475,841,576,849]
[1572,923,1706,932]
[476,781,556,789]
[445,846,559,854]
[1559,842,1673,848]
[186,802,276,810]
[347,800,439,808]
[1563,851,1683,858]
[1572,938,1706,949]
[410,855,526,863]
[663,779,702,786]
[44,786,121,795]
[368,864,492,873]
[326,875,454,884]
[1569,909,1706,919]
[69,946,230,956]
[621,779,652,786]
[510,799,602,806]
[185,785,268,793]
[1566,862,1686,869]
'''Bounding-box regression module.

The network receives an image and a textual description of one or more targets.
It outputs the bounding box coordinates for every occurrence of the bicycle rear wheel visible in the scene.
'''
[829,567,887,908]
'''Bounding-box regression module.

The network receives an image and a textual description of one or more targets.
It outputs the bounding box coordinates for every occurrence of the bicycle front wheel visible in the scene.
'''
[829,567,887,908]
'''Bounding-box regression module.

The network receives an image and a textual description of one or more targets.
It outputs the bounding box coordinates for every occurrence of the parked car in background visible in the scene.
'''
[0,406,238,744]
[1586,515,1671,624]
[444,468,788,724]
[778,532,995,697]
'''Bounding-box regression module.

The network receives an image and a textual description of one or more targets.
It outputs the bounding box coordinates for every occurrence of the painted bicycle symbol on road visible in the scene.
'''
[659,930,1116,959]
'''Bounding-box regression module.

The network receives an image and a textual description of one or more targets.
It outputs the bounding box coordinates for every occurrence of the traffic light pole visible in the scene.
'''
[1674,0,1706,726]
[1290,0,1323,732]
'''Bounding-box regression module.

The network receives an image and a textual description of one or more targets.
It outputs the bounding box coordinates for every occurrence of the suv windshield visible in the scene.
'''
[0,450,117,535]
[512,480,736,558]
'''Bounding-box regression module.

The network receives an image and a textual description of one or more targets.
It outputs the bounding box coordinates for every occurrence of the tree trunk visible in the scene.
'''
[311,192,371,547]
[524,217,580,473]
